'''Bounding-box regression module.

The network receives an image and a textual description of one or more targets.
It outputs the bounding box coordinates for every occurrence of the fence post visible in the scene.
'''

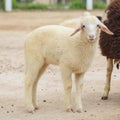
[5,0,12,12]
[86,0,93,10]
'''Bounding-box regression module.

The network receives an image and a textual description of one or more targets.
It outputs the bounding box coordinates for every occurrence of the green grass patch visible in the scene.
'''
[1,0,47,10]
[94,1,106,9]
[69,0,86,9]
[14,3,47,10]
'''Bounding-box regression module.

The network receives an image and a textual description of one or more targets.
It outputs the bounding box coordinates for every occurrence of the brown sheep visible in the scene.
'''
[99,0,120,100]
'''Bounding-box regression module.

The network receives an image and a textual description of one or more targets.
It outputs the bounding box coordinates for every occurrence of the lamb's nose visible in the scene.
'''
[89,34,95,40]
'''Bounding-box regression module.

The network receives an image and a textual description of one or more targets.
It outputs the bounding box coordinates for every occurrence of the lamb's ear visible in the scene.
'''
[98,23,114,35]
[96,16,102,21]
[70,26,81,36]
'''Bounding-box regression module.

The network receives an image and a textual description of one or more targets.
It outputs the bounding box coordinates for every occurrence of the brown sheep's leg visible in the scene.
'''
[101,58,113,100]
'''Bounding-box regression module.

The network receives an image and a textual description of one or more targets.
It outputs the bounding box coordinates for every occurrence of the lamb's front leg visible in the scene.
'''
[102,58,113,100]
[60,65,72,112]
[74,73,84,113]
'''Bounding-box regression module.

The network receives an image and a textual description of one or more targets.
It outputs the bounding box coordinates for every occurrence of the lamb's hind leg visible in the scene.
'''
[102,58,113,100]
[25,55,45,113]
[60,65,72,112]
[32,64,47,110]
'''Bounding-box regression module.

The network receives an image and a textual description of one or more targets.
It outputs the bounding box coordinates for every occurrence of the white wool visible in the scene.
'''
[25,24,97,73]
[60,17,81,28]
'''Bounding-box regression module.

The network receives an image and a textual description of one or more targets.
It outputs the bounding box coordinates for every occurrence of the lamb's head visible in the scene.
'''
[71,15,113,43]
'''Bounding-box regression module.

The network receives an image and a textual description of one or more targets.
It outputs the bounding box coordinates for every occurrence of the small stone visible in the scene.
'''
[90,114,95,117]
[1,106,4,108]
[43,100,46,102]
[7,111,9,113]
[97,103,100,105]
[11,104,14,107]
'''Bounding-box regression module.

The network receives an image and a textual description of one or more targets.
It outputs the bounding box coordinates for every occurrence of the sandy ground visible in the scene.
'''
[0,10,120,120]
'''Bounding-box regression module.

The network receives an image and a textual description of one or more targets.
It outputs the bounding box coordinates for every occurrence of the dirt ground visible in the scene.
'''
[0,10,120,120]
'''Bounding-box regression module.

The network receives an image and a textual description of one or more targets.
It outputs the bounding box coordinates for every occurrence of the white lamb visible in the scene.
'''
[24,14,113,113]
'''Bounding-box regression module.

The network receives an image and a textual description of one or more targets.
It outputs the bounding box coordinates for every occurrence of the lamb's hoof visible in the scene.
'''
[71,108,83,113]
[71,108,76,113]
[26,106,35,113]
[76,108,83,113]
[101,96,108,100]
[66,108,72,112]
[34,104,39,110]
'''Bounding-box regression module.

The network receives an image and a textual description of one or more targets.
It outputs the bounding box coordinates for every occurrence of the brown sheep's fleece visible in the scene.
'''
[99,0,120,59]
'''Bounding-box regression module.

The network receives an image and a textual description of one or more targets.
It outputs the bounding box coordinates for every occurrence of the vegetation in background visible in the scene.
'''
[13,3,47,9]
[12,0,18,8]
[1,0,47,10]
[70,0,106,9]
[1,0,18,9]
[94,1,106,9]
[12,0,47,9]
[69,0,86,9]
[1,0,4,9]
[1,0,106,10]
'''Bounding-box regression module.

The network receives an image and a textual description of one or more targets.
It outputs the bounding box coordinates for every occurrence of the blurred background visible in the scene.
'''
[0,0,112,11]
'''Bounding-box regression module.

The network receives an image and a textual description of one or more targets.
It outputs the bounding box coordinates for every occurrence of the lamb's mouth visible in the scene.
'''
[88,38,96,42]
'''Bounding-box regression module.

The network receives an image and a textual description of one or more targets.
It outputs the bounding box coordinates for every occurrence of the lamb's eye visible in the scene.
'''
[97,25,100,28]
[82,25,85,28]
